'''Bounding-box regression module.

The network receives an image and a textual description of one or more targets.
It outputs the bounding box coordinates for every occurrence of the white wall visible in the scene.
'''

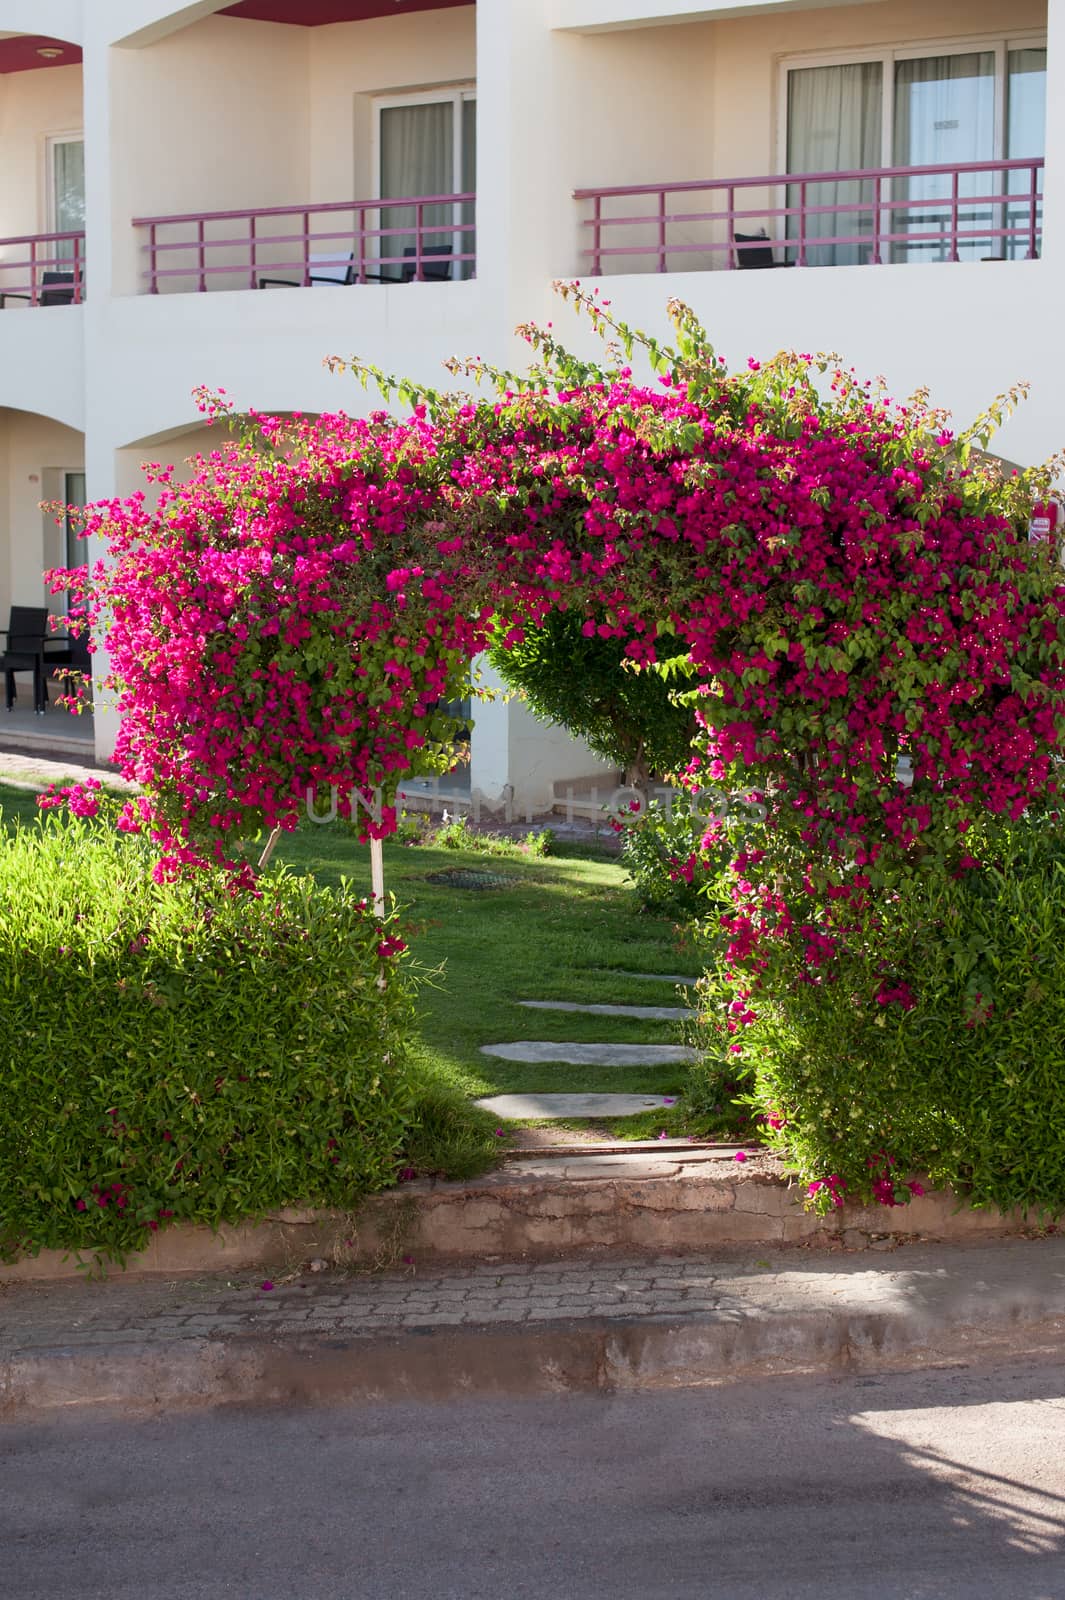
[0,0,82,43]
[108,14,311,296]
[91,276,488,448]
[309,7,475,203]
[547,255,1061,465]
[0,307,84,428]
[551,0,875,29]
[0,62,82,242]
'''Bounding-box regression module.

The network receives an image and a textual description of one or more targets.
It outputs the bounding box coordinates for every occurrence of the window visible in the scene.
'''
[783,41,1045,265]
[47,135,85,259]
[374,89,475,280]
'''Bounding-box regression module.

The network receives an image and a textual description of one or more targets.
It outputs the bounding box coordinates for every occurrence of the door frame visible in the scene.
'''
[371,86,476,275]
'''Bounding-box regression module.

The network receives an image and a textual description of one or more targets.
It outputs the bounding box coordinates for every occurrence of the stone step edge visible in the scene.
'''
[505,1141,756,1159]
[0,1170,1039,1286]
[5,1292,1065,1421]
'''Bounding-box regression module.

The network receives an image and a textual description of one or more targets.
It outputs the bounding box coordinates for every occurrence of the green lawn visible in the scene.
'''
[0,784,702,1102]
[275,824,701,1100]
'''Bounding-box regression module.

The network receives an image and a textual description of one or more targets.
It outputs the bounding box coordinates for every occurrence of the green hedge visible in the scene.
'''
[0,810,415,1264]
[727,815,1065,1216]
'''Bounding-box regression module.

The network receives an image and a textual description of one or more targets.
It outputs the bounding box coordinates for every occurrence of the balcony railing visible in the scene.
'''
[0,232,85,307]
[132,193,476,293]
[575,158,1043,274]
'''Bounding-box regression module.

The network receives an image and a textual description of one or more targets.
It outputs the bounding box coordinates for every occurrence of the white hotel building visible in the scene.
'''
[0,0,1056,808]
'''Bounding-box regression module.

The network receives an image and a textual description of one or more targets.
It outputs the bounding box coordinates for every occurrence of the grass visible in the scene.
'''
[275,821,701,1100]
[0,784,722,1172]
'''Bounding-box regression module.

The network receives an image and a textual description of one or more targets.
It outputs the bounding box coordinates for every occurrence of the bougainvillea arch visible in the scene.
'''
[56,286,1065,899]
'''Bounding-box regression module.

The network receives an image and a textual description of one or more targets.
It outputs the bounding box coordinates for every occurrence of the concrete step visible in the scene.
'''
[4,1237,1065,1419]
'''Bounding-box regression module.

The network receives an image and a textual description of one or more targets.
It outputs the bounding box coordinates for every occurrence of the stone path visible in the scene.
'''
[479,1042,696,1068]
[476,971,698,1122]
[475,1091,681,1120]
[518,1000,687,1021]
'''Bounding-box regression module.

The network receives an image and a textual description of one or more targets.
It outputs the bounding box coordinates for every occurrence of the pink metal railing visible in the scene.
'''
[132,193,476,292]
[0,231,85,307]
[574,158,1043,273]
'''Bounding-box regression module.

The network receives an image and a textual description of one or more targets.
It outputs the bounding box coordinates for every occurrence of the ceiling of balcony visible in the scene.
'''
[220,0,472,23]
[0,35,81,73]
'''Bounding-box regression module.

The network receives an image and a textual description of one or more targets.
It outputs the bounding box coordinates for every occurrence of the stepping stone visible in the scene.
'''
[475,1092,680,1119]
[590,970,698,986]
[479,1042,697,1066]
[518,1000,687,1021]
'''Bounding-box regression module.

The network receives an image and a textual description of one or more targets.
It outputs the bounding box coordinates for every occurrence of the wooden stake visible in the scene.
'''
[370,835,385,917]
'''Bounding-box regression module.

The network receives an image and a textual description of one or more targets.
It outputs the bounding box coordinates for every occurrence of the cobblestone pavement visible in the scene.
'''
[1,1255,744,1351]
[4,1237,1065,1356]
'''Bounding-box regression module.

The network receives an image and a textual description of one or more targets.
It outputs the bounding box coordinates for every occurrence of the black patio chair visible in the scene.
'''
[41,270,76,305]
[1,605,49,713]
[0,270,78,309]
[44,632,92,701]
[401,244,453,282]
[734,230,794,269]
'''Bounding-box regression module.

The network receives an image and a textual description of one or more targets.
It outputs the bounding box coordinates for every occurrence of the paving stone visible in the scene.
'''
[474,1092,684,1119]
[530,1155,690,1179]
[518,1000,688,1021]
[478,1043,697,1067]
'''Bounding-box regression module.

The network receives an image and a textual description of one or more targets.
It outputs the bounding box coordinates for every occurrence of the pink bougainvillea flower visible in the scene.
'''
[734,1151,747,1163]
[260,1280,275,1292]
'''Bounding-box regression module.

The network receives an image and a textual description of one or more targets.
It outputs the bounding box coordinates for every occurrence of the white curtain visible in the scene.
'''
[787,63,882,266]
[892,53,995,262]
[379,102,453,278]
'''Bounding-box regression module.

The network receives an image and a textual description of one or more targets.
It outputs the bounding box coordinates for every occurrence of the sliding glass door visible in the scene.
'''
[784,40,1045,265]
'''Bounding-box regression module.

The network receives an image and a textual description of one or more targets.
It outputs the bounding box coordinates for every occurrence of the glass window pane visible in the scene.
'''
[1006,47,1046,258]
[52,139,85,268]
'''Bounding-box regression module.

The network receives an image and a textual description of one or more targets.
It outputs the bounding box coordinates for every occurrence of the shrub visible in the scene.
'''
[618,790,739,917]
[730,814,1065,1216]
[0,808,416,1265]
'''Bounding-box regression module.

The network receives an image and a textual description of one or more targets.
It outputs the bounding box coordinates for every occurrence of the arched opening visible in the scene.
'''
[0,32,84,307]
[0,404,89,757]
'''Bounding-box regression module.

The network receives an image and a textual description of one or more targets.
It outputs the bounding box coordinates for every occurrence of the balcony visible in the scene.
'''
[131,193,475,293]
[576,158,1043,275]
[0,232,86,307]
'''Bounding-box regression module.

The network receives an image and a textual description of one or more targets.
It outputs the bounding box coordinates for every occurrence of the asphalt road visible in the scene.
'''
[4,1360,1065,1600]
